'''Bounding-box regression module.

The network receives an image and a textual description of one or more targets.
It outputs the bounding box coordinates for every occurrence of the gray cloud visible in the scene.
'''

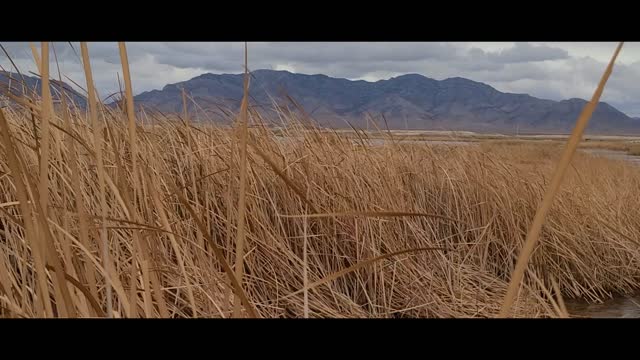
[487,42,569,63]
[1,42,638,116]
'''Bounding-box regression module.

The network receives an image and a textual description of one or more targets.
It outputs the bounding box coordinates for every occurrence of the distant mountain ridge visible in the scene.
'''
[0,71,86,107]
[134,70,640,134]
[2,69,637,135]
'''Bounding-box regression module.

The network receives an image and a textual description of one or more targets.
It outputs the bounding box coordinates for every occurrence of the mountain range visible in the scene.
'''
[134,70,640,134]
[2,69,639,134]
[0,71,86,107]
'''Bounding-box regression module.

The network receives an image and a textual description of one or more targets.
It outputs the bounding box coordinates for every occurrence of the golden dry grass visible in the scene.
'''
[628,144,640,156]
[2,99,640,317]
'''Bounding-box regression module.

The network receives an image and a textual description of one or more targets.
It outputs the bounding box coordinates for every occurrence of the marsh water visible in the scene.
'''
[581,148,640,166]
[565,296,640,318]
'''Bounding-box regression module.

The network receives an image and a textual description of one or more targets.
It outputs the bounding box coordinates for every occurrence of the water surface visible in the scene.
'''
[580,148,640,166]
[566,296,640,318]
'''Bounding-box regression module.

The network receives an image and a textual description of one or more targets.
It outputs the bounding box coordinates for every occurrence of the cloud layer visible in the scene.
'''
[1,42,638,116]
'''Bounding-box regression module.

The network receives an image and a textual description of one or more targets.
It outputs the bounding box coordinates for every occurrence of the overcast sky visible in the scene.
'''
[1,42,639,116]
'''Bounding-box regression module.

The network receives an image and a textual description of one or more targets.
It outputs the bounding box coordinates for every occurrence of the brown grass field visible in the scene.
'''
[0,42,637,318]
[332,130,640,156]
